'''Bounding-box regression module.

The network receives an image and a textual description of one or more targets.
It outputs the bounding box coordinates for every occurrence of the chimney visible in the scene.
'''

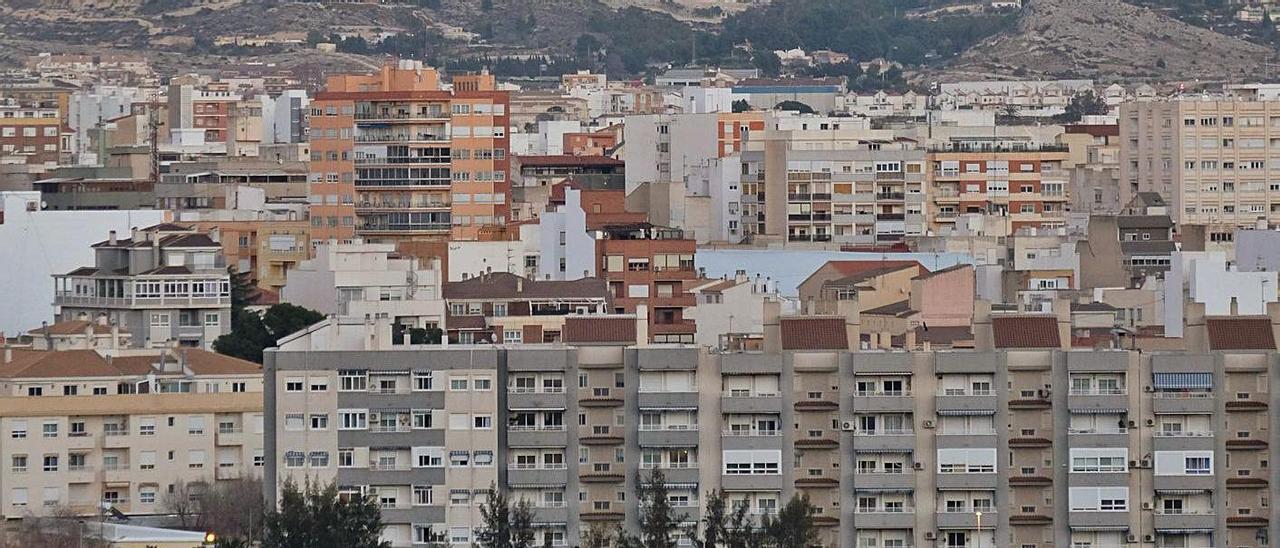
[635,304,649,344]
[735,269,747,284]
[109,322,120,354]
[1230,296,1240,316]
[83,323,94,350]
[836,298,861,351]
[3,347,9,364]
[96,313,109,327]
[762,300,782,354]
[517,277,523,293]
[108,230,117,245]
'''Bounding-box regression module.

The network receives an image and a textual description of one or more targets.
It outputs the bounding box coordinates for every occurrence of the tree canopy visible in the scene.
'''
[212,266,323,363]
[262,479,389,548]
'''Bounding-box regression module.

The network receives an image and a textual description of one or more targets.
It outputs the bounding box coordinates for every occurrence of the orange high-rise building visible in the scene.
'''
[307,61,510,244]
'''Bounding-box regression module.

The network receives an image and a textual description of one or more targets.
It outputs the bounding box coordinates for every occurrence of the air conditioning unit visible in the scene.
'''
[922,420,935,429]
[841,420,855,431]
[924,532,936,541]
[1141,502,1151,510]
[913,462,924,471]
[1036,388,1050,398]
[1129,460,1139,468]
[1141,459,1151,468]
[1143,385,1154,393]
[1146,418,1155,427]
[1127,420,1137,428]
[1144,535,1155,543]
[1126,533,1137,543]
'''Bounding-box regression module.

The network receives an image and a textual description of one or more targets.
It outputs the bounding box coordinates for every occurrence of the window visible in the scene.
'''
[42,455,57,472]
[937,449,996,474]
[412,410,432,429]
[722,450,781,475]
[187,416,205,435]
[474,415,492,429]
[339,371,367,391]
[11,420,26,439]
[413,372,433,391]
[1069,487,1129,512]
[474,451,494,466]
[139,418,155,436]
[474,377,492,391]
[285,378,304,392]
[310,414,329,430]
[338,410,368,430]
[42,422,57,438]
[1185,456,1211,475]
[450,377,468,391]
[139,486,157,504]
[285,414,305,431]
[1070,449,1128,473]
[188,450,205,469]
[11,455,26,473]
[139,451,156,470]
[284,451,305,468]
[413,486,432,506]
[309,451,329,467]
[309,379,328,392]
[504,330,523,344]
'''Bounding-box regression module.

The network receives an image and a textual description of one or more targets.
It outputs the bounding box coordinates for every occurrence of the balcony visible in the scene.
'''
[64,465,95,484]
[1067,510,1129,530]
[508,391,567,411]
[794,394,838,412]
[508,425,568,447]
[579,463,625,483]
[1154,510,1215,532]
[875,213,905,221]
[851,470,915,490]
[507,465,569,487]
[935,391,998,413]
[215,464,243,480]
[875,192,905,201]
[851,506,915,529]
[1008,475,1052,487]
[721,394,783,414]
[1225,398,1268,412]
[937,509,993,529]
[1226,438,1269,450]
[637,426,699,448]
[637,391,698,409]
[102,463,131,483]
[353,111,448,122]
[853,390,914,413]
[579,426,624,445]
[639,464,699,484]
[1152,391,1215,414]
[794,435,839,449]
[215,427,245,446]
[1067,388,1129,412]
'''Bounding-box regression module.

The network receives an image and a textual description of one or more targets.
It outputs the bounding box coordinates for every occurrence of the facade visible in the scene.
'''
[265,303,1280,548]
[927,145,1071,235]
[51,223,231,349]
[0,346,263,519]
[307,61,510,243]
[596,224,698,343]
[1120,100,1280,235]
[281,239,444,331]
[0,100,65,172]
[1062,123,1122,216]
[442,273,611,344]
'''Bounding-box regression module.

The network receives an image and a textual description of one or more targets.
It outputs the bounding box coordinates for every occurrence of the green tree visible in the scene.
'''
[723,499,763,548]
[761,494,819,548]
[751,45,781,77]
[774,100,814,114]
[1055,90,1109,123]
[581,523,615,548]
[262,479,389,548]
[477,484,536,548]
[213,303,323,363]
[731,99,751,113]
[617,470,683,548]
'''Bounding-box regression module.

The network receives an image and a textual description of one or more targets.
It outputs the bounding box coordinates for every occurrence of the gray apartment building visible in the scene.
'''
[264,304,1280,548]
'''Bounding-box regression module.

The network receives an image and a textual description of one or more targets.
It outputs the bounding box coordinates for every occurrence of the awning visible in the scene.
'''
[1069,408,1128,414]
[665,482,699,489]
[369,370,411,376]
[1069,525,1130,532]
[1155,489,1211,495]
[531,522,568,528]
[1154,528,1214,534]
[509,407,566,412]
[507,482,567,489]
[369,445,411,451]
[1153,372,1212,390]
[853,448,913,454]
[853,488,913,493]
[937,409,995,416]
[639,406,699,412]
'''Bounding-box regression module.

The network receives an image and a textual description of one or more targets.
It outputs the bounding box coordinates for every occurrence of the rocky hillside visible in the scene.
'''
[933,0,1276,83]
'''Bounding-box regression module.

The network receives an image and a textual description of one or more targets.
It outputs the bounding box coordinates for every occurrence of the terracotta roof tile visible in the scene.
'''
[516,155,623,168]
[780,317,848,350]
[1206,317,1276,351]
[563,317,636,344]
[28,320,126,336]
[444,273,610,301]
[0,348,258,379]
[992,316,1061,349]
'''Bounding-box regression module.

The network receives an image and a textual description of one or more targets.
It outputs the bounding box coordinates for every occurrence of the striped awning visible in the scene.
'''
[665,483,699,489]
[1069,525,1130,532]
[1155,489,1211,495]
[509,407,566,412]
[369,445,411,451]
[853,448,913,454]
[639,406,699,412]
[369,370,411,376]
[507,482,567,489]
[937,409,995,416]
[531,521,568,527]
[853,488,913,494]
[1155,528,1214,534]
[1153,372,1212,390]
[1069,408,1128,414]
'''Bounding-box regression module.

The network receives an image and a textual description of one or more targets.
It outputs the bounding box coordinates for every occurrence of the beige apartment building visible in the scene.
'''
[1121,99,1280,238]
[265,299,1280,548]
[0,346,263,519]
[926,144,1071,235]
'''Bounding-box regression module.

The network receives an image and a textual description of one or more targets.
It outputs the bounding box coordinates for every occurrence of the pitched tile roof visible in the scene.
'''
[825,260,924,278]
[563,317,636,344]
[863,300,915,318]
[516,155,624,168]
[0,348,259,379]
[27,320,127,336]
[992,316,1061,349]
[1206,317,1277,351]
[780,317,848,350]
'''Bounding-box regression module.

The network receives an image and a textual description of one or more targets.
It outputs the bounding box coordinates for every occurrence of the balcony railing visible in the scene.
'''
[1153,430,1213,437]
[856,390,911,397]
[853,429,914,436]
[938,390,994,396]
[508,387,566,394]
[638,425,699,432]
[369,425,411,434]
[722,428,781,437]
[855,506,914,514]
[508,425,567,432]
[369,462,410,471]
[1068,428,1128,435]
[511,463,568,470]
[1068,388,1127,395]
[1152,391,1213,399]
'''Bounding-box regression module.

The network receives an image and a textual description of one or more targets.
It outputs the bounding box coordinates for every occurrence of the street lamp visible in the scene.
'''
[974,511,983,548]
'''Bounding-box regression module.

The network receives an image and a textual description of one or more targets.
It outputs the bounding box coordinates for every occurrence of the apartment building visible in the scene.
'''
[1120,100,1280,236]
[0,99,64,172]
[596,224,698,343]
[0,346,263,519]
[307,60,510,243]
[442,273,610,345]
[265,296,1280,548]
[52,223,231,349]
[1062,122,1122,216]
[927,143,1070,235]
[739,114,926,246]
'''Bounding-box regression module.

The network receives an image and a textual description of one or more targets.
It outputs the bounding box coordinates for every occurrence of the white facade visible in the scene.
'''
[261,90,309,145]
[1163,251,1279,338]
[623,114,719,193]
[689,155,743,244]
[681,86,738,114]
[684,273,782,349]
[447,224,541,282]
[282,239,444,328]
[509,120,583,156]
[68,85,151,164]
[538,187,597,281]
[0,192,165,336]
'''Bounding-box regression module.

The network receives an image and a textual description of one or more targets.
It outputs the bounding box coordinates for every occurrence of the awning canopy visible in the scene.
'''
[1153,372,1212,390]
[937,409,995,416]
[1069,408,1128,414]
[1154,528,1214,534]
[1069,525,1130,532]
[639,406,699,412]
[665,483,699,490]
[853,488,913,494]
[1155,489,1211,495]
[509,407,567,412]
[853,448,913,454]
[507,482,567,489]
